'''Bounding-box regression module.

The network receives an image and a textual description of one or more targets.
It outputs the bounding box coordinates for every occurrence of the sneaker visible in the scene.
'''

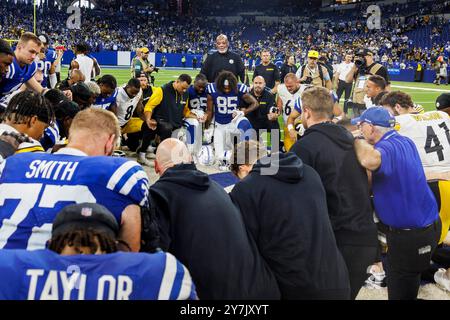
[146,152,156,160]
[364,266,387,289]
[434,268,450,291]
[137,153,154,167]
[217,160,229,172]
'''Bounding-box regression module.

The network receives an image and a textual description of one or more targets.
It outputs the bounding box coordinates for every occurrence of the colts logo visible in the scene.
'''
[366,5,381,30]
[66,3,81,30]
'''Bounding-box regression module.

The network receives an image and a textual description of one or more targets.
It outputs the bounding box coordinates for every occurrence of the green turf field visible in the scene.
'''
[63,67,450,111]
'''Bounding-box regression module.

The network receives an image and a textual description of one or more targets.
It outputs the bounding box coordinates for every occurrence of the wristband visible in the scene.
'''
[287,124,294,131]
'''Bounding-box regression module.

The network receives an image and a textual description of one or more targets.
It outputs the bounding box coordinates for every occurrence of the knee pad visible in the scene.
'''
[183,118,200,145]
[236,117,255,141]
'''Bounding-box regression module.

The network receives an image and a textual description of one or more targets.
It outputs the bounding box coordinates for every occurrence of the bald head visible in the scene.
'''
[155,138,192,176]
[253,76,266,95]
[70,69,86,84]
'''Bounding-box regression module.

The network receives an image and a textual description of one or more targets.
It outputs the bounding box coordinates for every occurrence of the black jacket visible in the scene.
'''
[248,88,279,130]
[200,50,245,83]
[149,163,280,300]
[279,63,298,83]
[291,122,378,246]
[253,62,280,89]
[230,153,350,299]
[152,81,189,128]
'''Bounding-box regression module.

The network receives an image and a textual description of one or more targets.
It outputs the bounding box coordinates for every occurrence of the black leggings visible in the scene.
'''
[337,243,378,300]
[336,80,352,103]
[136,120,177,154]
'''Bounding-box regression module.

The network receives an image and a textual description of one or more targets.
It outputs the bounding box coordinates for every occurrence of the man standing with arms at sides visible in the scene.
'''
[253,49,280,94]
[353,107,441,299]
[334,52,354,111]
[0,108,147,252]
[132,48,157,85]
[131,48,142,77]
[201,34,245,83]
[71,43,94,84]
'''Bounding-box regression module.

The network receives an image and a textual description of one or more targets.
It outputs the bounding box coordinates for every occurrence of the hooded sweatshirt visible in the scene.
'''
[149,163,280,300]
[230,153,350,300]
[290,122,377,246]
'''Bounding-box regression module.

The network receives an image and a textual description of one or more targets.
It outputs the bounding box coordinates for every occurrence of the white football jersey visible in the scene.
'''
[74,54,94,83]
[396,111,450,172]
[277,84,305,123]
[116,86,143,127]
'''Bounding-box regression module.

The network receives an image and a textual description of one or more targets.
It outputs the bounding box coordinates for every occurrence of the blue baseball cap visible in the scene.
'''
[351,107,396,128]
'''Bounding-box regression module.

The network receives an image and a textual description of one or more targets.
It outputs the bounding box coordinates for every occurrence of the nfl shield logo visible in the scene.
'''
[81,207,93,217]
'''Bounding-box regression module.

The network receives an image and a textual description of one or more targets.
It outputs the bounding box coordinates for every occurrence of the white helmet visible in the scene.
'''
[198,145,215,166]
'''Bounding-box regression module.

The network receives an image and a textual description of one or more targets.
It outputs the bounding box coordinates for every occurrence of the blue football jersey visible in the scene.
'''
[206,83,248,124]
[187,85,207,111]
[0,150,149,250]
[294,97,302,113]
[40,121,61,151]
[293,90,338,113]
[37,49,57,88]
[93,89,118,110]
[0,249,197,300]
[0,57,38,105]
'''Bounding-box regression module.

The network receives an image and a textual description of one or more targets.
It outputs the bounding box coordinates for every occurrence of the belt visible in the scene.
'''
[384,219,439,233]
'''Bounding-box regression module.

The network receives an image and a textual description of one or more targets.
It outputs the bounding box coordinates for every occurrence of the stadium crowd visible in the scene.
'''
[0,0,449,302]
[0,0,450,69]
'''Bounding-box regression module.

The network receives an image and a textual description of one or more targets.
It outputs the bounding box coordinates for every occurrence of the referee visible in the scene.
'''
[200,34,245,83]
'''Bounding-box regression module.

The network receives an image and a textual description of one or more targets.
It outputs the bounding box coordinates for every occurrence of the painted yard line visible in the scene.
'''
[392,85,450,92]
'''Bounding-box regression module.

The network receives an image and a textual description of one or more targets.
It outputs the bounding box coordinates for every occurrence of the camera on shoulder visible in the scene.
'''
[301,76,313,85]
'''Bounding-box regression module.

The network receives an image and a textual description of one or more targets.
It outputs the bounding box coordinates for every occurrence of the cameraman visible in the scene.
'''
[295,50,332,89]
[132,47,159,85]
[345,49,389,116]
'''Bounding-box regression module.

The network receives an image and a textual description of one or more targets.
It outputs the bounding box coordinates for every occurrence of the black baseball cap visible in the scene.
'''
[70,82,92,103]
[52,203,119,238]
[436,93,450,110]
[362,49,374,56]
[44,89,80,119]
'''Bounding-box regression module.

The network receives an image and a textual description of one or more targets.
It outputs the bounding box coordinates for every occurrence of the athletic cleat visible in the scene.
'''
[137,153,154,167]
[434,268,450,292]
[217,160,230,172]
[364,266,387,289]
